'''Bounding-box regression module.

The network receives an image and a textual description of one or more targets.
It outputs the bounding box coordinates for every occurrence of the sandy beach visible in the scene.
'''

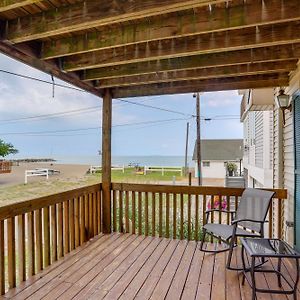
[0,162,90,187]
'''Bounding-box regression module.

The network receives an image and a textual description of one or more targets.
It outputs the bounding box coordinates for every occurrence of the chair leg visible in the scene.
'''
[226,235,236,269]
[199,228,207,251]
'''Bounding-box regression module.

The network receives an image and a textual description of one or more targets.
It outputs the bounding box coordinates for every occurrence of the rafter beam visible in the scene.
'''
[4,0,225,43]
[0,0,41,12]
[95,60,297,88]
[83,44,300,81]
[63,21,300,71]
[41,0,300,60]
[112,73,289,98]
[0,41,101,97]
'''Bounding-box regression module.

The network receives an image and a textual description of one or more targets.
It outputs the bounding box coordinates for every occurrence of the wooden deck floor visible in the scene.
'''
[2,233,299,300]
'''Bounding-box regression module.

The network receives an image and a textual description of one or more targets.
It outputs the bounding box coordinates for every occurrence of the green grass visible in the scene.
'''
[91,167,185,183]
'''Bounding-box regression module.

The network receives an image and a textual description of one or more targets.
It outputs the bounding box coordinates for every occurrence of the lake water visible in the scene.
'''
[54,155,193,167]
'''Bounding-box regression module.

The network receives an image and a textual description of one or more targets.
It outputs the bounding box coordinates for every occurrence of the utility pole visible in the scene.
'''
[184,122,189,176]
[195,93,202,186]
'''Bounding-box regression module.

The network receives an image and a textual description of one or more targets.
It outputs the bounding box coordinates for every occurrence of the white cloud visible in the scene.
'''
[202,90,242,108]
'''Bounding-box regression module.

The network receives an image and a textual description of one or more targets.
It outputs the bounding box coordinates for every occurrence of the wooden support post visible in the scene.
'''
[102,89,112,233]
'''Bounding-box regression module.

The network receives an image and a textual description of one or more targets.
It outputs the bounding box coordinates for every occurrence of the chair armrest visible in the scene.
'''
[205,209,236,214]
[231,218,264,225]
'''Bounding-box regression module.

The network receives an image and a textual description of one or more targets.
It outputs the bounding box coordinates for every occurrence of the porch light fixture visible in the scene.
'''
[275,89,291,125]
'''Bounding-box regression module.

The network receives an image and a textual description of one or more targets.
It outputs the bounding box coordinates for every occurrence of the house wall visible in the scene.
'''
[273,63,300,244]
[243,110,273,188]
[194,160,241,179]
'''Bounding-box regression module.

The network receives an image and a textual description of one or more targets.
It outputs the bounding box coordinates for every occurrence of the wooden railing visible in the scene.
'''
[111,183,287,241]
[0,183,101,295]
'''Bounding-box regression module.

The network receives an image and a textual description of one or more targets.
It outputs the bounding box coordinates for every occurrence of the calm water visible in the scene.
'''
[54,155,193,167]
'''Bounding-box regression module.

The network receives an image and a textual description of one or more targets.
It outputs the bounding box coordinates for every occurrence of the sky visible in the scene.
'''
[0,53,243,158]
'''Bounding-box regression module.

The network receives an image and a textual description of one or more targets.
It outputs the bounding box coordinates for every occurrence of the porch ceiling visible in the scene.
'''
[0,0,299,98]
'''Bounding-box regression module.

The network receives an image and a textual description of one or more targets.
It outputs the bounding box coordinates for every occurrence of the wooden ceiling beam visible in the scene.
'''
[0,0,41,12]
[41,0,300,60]
[112,73,289,98]
[95,60,297,88]
[63,21,300,71]
[83,44,300,81]
[0,41,101,97]
[4,0,225,43]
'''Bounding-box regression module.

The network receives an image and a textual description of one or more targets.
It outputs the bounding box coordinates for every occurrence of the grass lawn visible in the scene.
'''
[0,167,187,206]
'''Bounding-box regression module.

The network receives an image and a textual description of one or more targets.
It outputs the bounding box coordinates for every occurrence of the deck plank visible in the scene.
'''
[3,234,290,300]
[195,243,216,300]
[135,239,179,300]
[60,235,146,300]
[165,241,196,300]
[23,233,126,299]
[119,238,170,299]
[149,240,188,300]
[86,236,155,299]
[181,243,205,300]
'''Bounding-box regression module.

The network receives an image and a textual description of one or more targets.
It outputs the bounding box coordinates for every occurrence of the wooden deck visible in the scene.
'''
[2,233,299,300]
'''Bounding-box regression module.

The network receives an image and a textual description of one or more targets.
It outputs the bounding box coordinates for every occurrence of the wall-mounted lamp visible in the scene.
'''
[275,89,292,125]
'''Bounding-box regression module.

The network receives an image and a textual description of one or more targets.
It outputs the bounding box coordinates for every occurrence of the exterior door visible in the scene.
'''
[294,95,300,250]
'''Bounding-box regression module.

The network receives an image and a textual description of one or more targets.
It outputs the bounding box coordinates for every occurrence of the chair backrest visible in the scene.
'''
[235,188,275,233]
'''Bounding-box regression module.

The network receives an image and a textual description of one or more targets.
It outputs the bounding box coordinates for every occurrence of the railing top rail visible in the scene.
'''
[0,183,101,221]
[111,183,287,199]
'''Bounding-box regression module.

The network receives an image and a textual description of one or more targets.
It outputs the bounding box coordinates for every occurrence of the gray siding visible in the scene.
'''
[255,111,264,168]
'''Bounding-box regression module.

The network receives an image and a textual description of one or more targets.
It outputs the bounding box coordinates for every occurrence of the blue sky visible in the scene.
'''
[0,53,243,157]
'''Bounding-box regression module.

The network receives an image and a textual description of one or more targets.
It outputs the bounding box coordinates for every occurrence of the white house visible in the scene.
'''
[193,139,243,185]
[240,88,274,189]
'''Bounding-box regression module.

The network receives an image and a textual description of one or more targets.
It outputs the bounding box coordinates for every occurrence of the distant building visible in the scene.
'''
[192,139,243,184]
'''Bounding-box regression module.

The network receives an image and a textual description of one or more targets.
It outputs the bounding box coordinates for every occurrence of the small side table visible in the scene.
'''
[241,238,300,300]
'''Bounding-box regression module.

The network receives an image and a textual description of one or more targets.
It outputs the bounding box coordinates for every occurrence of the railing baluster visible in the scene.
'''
[84,194,89,238]
[63,201,69,255]
[269,200,273,238]
[50,204,57,263]
[173,193,177,239]
[132,191,136,235]
[43,207,50,268]
[138,192,142,235]
[159,193,163,238]
[119,190,123,233]
[35,209,43,272]
[125,191,129,233]
[28,211,36,275]
[218,194,222,243]
[112,190,117,232]
[187,193,191,241]
[92,193,97,237]
[74,197,80,247]
[57,203,64,259]
[97,191,102,233]
[152,192,156,237]
[278,199,283,239]
[145,192,149,236]
[226,196,230,225]
[7,217,16,289]
[0,220,4,295]
[202,195,206,226]
[210,195,214,243]
[70,198,75,250]
[88,194,93,238]
[80,196,85,245]
[180,193,184,240]
[195,194,199,241]
[165,193,170,238]
[18,214,26,282]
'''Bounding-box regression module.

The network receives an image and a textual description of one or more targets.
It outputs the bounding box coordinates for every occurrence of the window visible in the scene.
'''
[203,161,210,167]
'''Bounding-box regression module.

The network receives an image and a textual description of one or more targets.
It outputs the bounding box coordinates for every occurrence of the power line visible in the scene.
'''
[0,117,189,136]
[0,69,86,93]
[116,98,195,118]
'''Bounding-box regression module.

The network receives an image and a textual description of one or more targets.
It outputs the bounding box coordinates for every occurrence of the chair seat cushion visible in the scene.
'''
[203,223,259,241]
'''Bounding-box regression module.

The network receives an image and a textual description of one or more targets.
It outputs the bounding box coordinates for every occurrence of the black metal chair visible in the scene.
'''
[199,188,275,270]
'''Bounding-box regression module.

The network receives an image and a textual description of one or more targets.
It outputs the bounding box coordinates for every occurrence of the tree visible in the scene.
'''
[0,139,18,158]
